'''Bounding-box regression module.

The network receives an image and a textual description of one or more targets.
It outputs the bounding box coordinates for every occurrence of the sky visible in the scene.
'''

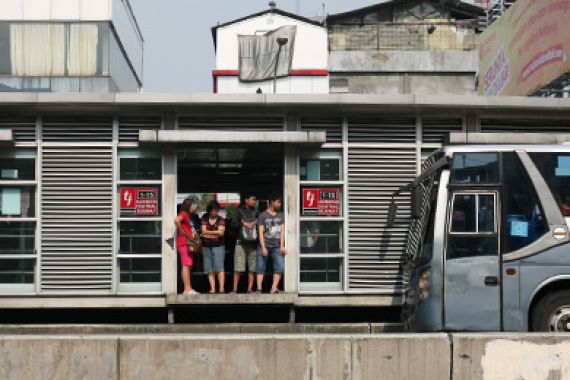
[129,0,382,93]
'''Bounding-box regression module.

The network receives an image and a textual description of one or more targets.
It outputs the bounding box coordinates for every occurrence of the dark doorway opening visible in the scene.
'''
[176,144,285,294]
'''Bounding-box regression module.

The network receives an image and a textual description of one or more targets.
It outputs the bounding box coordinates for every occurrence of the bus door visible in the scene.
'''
[444,191,501,331]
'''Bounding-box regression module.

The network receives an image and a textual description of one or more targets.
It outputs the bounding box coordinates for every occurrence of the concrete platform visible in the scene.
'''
[166,293,400,307]
[0,323,402,335]
[166,293,298,305]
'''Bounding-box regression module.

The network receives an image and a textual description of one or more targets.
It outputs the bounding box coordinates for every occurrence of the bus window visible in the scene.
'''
[503,153,548,253]
[450,153,499,184]
[448,193,498,259]
[530,153,570,216]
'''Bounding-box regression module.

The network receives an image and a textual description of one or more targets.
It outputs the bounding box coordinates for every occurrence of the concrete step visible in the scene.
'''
[0,323,403,335]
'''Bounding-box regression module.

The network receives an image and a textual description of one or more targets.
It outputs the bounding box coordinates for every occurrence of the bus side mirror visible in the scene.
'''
[411,187,422,219]
[387,200,397,227]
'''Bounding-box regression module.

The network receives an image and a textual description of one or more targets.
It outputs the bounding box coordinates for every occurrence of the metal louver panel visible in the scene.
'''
[42,119,113,142]
[178,117,283,131]
[40,144,113,292]
[480,118,570,133]
[422,118,464,143]
[348,118,416,143]
[347,147,416,292]
[119,117,161,142]
[301,119,343,143]
[0,119,36,142]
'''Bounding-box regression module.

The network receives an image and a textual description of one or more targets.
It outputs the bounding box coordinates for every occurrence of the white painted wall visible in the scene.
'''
[216,13,328,70]
[217,76,329,94]
[215,12,329,94]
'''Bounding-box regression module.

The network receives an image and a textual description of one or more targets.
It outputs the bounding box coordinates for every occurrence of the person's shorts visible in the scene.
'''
[202,246,225,273]
[177,244,193,267]
[234,242,257,272]
[256,245,284,274]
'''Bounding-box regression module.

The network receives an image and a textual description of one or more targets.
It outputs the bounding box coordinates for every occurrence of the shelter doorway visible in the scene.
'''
[176,144,285,293]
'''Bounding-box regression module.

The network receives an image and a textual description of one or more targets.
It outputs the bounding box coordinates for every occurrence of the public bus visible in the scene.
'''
[390,133,570,332]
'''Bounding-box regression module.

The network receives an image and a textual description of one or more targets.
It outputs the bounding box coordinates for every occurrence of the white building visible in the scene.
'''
[212,8,329,94]
[0,0,143,92]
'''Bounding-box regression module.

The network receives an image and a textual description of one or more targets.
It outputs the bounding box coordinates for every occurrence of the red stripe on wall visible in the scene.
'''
[212,69,329,77]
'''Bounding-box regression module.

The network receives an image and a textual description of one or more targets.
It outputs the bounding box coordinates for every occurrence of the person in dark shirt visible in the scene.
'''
[256,192,286,294]
[200,201,226,293]
[231,193,258,293]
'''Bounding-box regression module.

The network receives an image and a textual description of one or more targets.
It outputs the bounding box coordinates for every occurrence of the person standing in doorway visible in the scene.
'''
[174,197,198,295]
[232,193,258,293]
[257,192,286,294]
[201,201,226,293]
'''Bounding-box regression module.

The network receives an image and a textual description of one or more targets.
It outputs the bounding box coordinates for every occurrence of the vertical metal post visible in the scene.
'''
[284,114,299,294]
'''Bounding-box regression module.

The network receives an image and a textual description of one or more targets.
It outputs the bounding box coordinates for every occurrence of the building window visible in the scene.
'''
[0,150,37,293]
[0,21,110,77]
[300,149,345,292]
[117,149,162,292]
[300,150,342,181]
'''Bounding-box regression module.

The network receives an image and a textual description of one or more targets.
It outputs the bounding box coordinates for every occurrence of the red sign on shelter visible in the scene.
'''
[302,188,341,216]
[120,188,159,216]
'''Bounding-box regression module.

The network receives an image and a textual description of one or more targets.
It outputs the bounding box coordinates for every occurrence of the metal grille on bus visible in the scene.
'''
[40,122,113,292]
[0,119,36,142]
[119,117,161,142]
[178,117,284,131]
[480,119,570,133]
[347,147,416,291]
[300,119,343,143]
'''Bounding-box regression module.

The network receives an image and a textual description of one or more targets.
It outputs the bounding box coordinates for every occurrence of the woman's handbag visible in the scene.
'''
[187,231,202,254]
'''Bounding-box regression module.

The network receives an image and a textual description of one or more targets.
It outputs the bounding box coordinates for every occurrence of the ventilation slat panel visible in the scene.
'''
[40,144,113,292]
[347,147,416,292]
[422,118,464,143]
[480,119,570,133]
[119,117,161,142]
[301,118,343,143]
[348,118,416,143]
[42,119,112,142]
[0,119,36,142]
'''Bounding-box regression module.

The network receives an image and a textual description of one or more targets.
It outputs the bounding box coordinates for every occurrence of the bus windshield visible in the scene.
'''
[530,152,570,217]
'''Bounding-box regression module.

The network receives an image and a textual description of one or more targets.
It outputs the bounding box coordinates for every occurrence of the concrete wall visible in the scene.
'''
[329,50,479,73]
[1,333,569,379]
[331,73,477,95]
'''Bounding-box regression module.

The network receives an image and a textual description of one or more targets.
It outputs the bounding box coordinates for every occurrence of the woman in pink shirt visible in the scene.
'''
[175,197,198,295]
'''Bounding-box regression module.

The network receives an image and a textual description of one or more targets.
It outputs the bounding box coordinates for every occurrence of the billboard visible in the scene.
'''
[479,0,570,96]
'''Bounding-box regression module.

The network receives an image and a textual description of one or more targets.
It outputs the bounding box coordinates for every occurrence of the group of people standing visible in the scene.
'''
[174,193,286,295]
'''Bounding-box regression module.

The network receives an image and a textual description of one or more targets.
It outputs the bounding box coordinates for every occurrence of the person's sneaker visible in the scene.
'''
[188,289,198,295]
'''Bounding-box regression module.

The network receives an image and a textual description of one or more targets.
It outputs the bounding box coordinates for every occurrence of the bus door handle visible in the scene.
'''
[484,276,499,287]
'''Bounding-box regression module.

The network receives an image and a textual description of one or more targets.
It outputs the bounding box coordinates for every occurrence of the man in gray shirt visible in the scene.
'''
[256,192,286,294]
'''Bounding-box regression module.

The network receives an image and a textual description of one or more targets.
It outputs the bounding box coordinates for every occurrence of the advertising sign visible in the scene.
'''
[302,188,341,216]
[120,188,159,216]
[479,0,570,96]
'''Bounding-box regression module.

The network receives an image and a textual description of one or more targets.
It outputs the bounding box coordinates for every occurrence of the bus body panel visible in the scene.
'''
[502,261,524,331]
[444,256,501,330]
